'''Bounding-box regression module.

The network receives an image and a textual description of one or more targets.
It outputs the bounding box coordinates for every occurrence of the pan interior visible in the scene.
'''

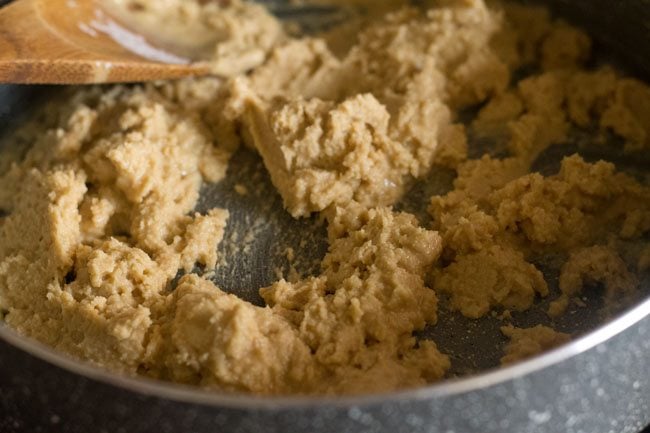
[0,0,649,382]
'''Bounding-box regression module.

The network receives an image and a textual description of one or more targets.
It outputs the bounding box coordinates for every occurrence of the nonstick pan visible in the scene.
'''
[0,1,649,432]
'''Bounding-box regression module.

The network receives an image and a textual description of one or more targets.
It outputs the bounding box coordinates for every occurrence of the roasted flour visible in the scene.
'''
[0,0,649,395]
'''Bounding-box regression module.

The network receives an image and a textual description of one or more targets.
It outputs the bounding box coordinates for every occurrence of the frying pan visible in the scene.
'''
[1,1,650,432]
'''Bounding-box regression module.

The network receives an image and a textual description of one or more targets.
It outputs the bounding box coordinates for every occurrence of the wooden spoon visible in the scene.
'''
[0,0,211,84]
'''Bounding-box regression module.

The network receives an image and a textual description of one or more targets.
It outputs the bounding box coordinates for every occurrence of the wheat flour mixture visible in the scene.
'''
[0,0,649,395]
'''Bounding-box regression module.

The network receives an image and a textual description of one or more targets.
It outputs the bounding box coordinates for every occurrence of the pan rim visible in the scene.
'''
[1,294,649,410]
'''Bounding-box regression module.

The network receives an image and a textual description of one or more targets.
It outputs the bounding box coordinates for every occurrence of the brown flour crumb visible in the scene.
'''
[0,82,235,371]
[601,79,650,153]
[430,154,650,319]
[639,246,650,272]
[228,0,508,217]
[501,325,571,365]
[260,205,449,393]
[435,245,548,319]
[235,92,418,217]
[145,274,315,394]
[233,184,248,196]
[475,66,650,161]
[549,246,638,316]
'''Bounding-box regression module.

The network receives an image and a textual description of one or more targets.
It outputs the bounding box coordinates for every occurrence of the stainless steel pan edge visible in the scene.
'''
[1,298,649,432]
[2,296,650,410]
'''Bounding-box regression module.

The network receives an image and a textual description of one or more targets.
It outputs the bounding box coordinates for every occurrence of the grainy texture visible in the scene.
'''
[430,154,650,319]
[500,325,571,365]
[0,82,235,373]
[227,0,508,216]
[549,246,639,316]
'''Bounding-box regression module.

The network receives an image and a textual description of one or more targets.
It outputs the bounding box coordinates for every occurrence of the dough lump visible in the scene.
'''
[500,325,571,365]
[229,0,508,217]
[435,245,548,319]
[430,154,650,319]
[549,246,638,316]
[0,83,235,371]
[261,205,449,394]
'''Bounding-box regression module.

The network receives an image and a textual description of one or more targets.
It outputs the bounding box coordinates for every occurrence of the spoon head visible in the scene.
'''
[0,0,211,83]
